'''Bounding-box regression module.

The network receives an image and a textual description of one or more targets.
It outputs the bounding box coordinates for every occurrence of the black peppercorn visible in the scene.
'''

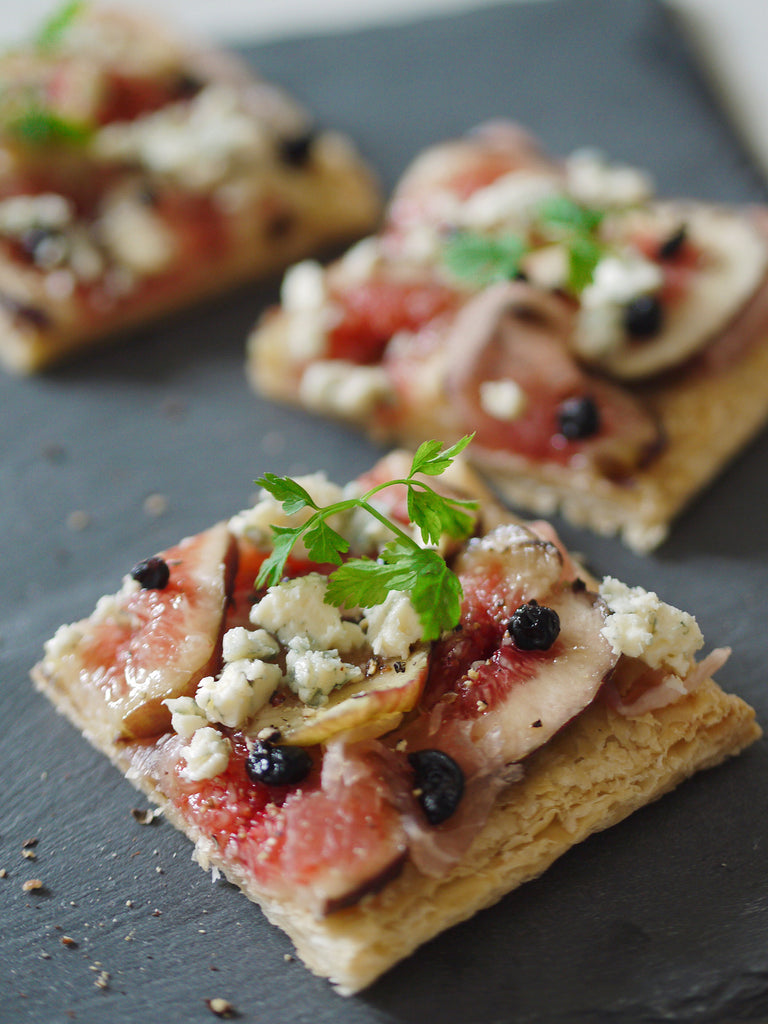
[246,740,312,787]
[507,600,560,651]
[657,225,687,261]
[279,130,316,167]
[623,294,664,338]
[408,749,465,826]
[130,555,170,590]
[557,395,600,440]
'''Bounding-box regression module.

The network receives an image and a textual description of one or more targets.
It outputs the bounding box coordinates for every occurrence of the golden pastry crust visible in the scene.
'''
[32,659,760,995]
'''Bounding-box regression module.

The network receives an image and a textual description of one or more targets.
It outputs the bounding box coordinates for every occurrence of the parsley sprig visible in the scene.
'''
[35,0,85,51]
[6,108,92,146]
[537,195,605,293]
[442,194,607,295]
[255,436,478,642]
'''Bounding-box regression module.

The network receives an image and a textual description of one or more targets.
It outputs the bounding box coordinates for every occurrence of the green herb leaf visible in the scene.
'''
[256,473,318,515]
[256,525,304,589]
[252,436,478,639]
[303,518,349,566]
[537,195,604,236]
[406,485,475,546]
[35,0,85,51]
[443,230,526,287]
[7,108,92,146]
[567,235,603,293]
[325,555,405,611]
[410,433,474,477]
[409,553,464,643]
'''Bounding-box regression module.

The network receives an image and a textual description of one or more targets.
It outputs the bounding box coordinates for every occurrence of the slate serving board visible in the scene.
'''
[3,1,768,1022]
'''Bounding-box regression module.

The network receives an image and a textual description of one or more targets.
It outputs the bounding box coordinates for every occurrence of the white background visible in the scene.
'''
[0,0,767,180]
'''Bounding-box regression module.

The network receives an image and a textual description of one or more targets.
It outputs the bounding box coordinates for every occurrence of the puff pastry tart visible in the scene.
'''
[32,445,760,994]
[0,2,380,372]
[248,122,768,551]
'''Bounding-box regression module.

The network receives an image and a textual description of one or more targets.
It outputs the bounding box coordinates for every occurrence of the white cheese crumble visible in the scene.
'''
[336,236,381,284]
[94,85,270,190]
[98,195,177,277]
[222,626,280,664]
[0,193,73,235]
[164,696,208,738]
[284,637,363,705]
[196,659,283,728]
[565,149,654,209]
[599,576,703,676]
[250,572,366,651]
[459,171,560,231]
[181,726,231,781]
[364,590,423,659]
[280,259,327,312]
[44,621,86,661]
[299,359,393,418]
[574,252,664,358]
[478,378,527,421]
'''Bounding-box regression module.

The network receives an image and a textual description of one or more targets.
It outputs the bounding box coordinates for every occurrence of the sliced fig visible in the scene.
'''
[578,203,768,379]
[458,584,618,762]
[442,281,663,477]
[247,647,430,747]
[452,521,565,612]
[76,523,236,738]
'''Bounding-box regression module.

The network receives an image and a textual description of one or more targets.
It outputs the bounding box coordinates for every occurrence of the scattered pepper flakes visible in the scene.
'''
[143,493,169,517]
[22,837,39,849]
[206,997,237,1019]
[42,442,66,463]
[94,970,110,990]
[66,509,91,531]
[0,868,7,878]
[130,807,160,825]
[22,878,44,892]
[60,935,78,948]
[22,849,37,860]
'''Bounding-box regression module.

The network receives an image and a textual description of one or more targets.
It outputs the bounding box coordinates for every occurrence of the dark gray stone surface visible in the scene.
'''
[2,2,768,1021]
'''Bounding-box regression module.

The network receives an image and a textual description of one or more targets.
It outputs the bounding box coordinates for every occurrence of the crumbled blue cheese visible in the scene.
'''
[44,621,86,661]
[336,236,381,283]
[574,253,663,358]
[94,85,270,191]
[181,726,231,781]
[280,260,332,361]
[281,259,327,312]
[98,195,178,276]
[0,193,73,235]
[164,695,208,738]
[599,576,703,676]
[299,359,393,418]
[250,572,366,651]
[364,590,423,659]
[478,378,527,421]
[285,637,363,705]
[196,659,282,728]
[459,171,560,231]
[222,626,280,664]
[565,149,654,209]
